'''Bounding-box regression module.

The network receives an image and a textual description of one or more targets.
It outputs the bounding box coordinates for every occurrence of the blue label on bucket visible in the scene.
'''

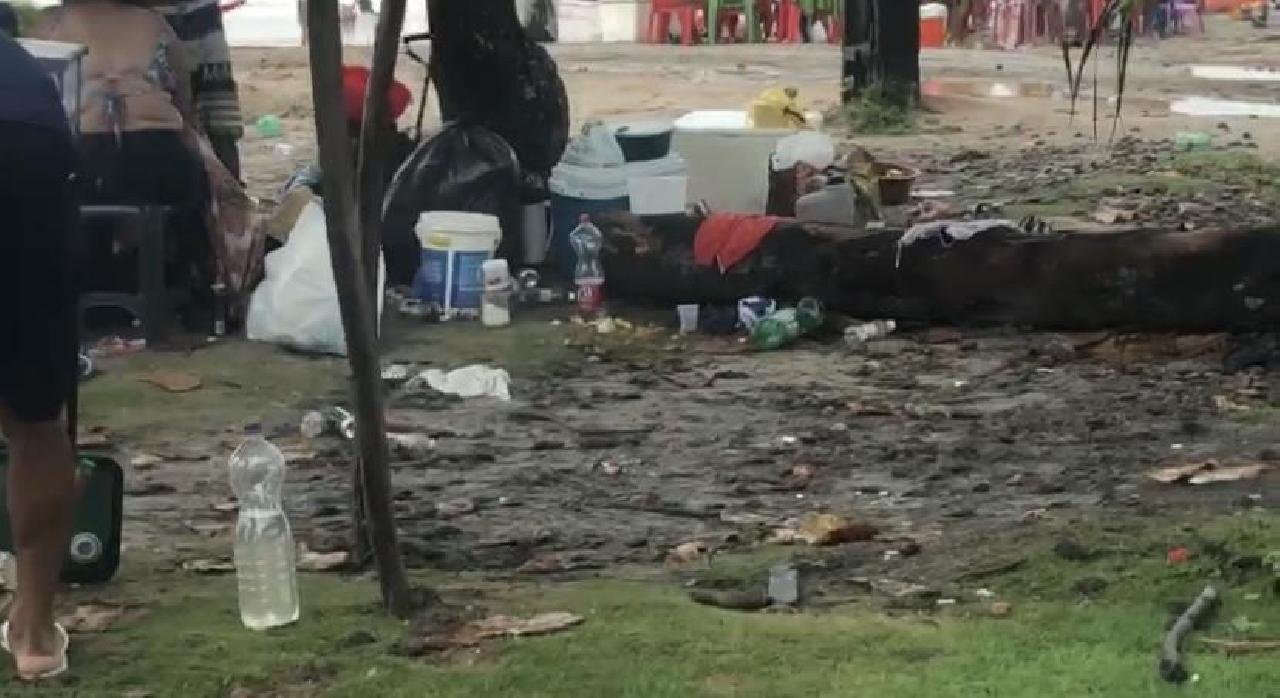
[413,249,490,314]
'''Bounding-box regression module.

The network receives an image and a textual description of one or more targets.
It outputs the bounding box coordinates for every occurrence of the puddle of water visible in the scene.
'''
[921,78,1062,99]
[1190,65,1280,82]
[1171,96,1280,118]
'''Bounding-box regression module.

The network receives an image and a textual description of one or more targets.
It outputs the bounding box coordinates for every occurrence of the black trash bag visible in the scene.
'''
[430,6,569,179]
[381,124,522,286]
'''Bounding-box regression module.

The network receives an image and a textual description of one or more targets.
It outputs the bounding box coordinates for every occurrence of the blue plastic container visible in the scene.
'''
[410,212,502,318]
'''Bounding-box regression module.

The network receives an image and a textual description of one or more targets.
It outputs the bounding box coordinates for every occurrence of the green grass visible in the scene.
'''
[833,86,918,136]
[10,513,1276,697]
[81,340,348,436]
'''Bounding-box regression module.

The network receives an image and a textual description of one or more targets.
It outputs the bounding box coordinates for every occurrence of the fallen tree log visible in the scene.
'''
[596,212,1280,331]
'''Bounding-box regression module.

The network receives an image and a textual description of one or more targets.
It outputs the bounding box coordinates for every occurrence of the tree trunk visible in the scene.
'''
[357,0,408,302]
[305,0,414,619]
[596,212,1280,332]
[842,0,921,102]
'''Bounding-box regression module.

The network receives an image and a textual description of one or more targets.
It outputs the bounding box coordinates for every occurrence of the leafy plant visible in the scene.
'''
[836,84,917,135]
[1062,0,1138,140]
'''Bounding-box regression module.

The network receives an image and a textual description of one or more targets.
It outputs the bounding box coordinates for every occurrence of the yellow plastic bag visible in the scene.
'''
[749,87,808,129]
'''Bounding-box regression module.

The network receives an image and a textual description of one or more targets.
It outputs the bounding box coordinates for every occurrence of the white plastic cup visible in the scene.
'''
[677,304,700,334]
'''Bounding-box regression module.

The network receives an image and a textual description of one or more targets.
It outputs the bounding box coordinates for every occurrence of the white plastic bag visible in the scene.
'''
[406,365,512,401]
[559,121,626,168]
[247,201,383,356]
[770,131,836,171]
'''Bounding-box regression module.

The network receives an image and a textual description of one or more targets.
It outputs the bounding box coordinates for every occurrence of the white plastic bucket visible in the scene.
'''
[412,212,502,318]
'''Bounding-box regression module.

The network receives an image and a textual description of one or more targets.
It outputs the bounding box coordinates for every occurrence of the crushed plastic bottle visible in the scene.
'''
[1174,131,1212,152]
[844,320,897,350]
[229,424,299,630]
[749,298,824,351]
[300,407,355,440]
[767,564,799,605]
[569,214,605,317]
[255,114,283,138]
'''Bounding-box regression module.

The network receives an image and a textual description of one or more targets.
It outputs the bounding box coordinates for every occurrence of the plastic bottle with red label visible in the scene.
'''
[569,214,606,317]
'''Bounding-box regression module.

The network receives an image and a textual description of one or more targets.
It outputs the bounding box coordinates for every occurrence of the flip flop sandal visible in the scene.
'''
[1,621,69,681]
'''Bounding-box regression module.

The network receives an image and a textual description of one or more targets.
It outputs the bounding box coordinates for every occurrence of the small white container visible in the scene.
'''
[677,304,700,334]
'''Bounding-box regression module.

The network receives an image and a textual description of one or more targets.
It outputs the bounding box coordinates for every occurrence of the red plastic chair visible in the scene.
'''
[649,0,704,45]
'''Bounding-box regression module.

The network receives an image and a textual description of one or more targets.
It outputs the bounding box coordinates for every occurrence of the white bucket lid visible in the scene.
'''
[550,162,630,200]
[921,3,948,19]
[416,211,501,246]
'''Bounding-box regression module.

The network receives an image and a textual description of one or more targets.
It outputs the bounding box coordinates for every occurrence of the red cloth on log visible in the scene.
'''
[693,213,781,273]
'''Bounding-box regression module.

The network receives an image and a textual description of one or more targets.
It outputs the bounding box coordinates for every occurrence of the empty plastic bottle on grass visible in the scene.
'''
[229,424,299,630]
[570,214,606,317]
[750,297,824,351]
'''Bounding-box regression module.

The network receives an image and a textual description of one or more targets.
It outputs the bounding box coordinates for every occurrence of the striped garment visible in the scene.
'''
[154,0,243,139]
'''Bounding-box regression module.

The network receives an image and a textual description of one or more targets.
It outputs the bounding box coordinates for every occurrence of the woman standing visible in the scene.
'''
[0,32,79,682]
[32,0,261,325]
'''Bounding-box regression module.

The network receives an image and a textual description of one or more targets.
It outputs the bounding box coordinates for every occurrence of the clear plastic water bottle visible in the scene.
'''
[229,424,299,630]
[844,320,897,349]
[569,214,605,316]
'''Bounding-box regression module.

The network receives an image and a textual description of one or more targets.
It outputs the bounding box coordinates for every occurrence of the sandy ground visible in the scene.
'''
[235,15,1280,202]
[69,16,1280,604]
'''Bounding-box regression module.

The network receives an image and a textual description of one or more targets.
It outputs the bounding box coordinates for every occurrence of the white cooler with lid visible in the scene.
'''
[672,110,798,214]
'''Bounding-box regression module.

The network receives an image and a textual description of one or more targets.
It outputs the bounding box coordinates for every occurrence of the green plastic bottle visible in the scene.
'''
[750,298,824,351]
[256,114,283,138]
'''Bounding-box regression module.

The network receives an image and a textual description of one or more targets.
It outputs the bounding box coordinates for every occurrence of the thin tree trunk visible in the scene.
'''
[350,0,407,574]
[305,0,413,619]
[357,0,407,302]
[842,0,920,102]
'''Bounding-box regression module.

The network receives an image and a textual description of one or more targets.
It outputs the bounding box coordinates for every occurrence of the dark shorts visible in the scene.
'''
[0,120,77,423]
[79,130,211,293]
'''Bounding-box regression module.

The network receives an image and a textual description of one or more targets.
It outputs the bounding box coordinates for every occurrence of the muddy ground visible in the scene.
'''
[79,15,1280,606]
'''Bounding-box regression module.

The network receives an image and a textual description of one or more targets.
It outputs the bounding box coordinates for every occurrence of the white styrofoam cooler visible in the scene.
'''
[557,0,650,43]
[558,0,603,43]
[672,110,796,214]
[599,0,650,42]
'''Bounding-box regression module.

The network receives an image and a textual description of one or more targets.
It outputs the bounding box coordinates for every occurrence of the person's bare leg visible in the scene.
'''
[1,406,75,678]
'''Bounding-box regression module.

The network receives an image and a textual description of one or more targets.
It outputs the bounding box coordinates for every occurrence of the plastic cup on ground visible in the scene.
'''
[677,304,700,334]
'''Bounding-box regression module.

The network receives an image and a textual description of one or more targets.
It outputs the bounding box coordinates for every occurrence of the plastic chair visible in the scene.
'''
[77,205,185,346]
[648,0,703,45]
[707,0,766,43]
[1174,0,1207,32]
[778,0,842,43]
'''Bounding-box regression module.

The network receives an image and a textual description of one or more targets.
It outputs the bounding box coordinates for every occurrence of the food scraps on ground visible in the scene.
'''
[665,541,711,565]
[413,613,585,652]
[140,371,203,393]
[1148,461,1270,485]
